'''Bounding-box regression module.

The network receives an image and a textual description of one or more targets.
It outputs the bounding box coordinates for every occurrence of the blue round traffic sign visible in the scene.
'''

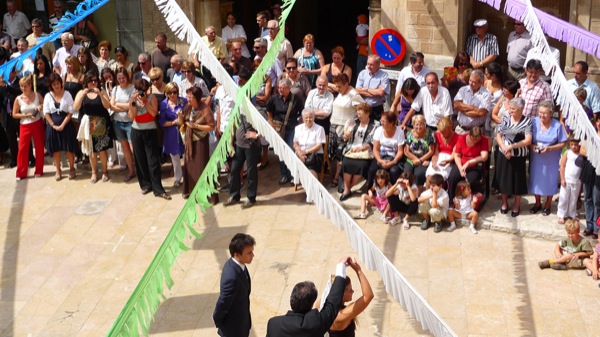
[371,29,406,66]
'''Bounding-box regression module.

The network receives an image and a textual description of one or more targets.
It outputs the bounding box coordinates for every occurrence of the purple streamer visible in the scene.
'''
[502,0,600,59]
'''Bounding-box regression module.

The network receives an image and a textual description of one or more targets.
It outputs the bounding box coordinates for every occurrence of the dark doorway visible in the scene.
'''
[232,0,369,83]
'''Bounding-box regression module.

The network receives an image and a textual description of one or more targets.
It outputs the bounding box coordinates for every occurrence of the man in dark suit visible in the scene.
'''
[213,233,256,337]
[265,257,350,337]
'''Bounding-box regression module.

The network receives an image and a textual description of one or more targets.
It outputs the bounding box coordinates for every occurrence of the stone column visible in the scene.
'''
[368,0,381,47]
[197,0,221,35]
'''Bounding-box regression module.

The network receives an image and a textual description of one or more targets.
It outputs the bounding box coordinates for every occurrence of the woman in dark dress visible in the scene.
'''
[495,97,532,217]
[33,54,51,97]
[178,86,217,202]
[63,56,83,101]
[43,73,78,180]
[128,79,171,200]
[73,71,114,183]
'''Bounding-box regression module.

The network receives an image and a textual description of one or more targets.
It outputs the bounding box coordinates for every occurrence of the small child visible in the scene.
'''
[385,171,418,229]
[539,219,592,270]
[354,169,391,222]
[583,241,600,280]
[557,137,583,224]
[447,180,479,234]
[356,14,369,50]
[418,173,449,233]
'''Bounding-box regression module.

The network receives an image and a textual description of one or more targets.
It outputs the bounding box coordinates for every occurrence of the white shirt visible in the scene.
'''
[330,88,365,125]
[266,35,294,70]
[52,44,82,77]
[215,85,235,133]
[294,123,326,154]
[420,187,450,214]
[221,24,251,58]
[3,11,30,39]
[10,52,33,77]
[411,86,453,127]
[373,126,405,158]
[454,85,492,128]
[305,89,334,119]
[43,91,74,115]
[396,65,431,92]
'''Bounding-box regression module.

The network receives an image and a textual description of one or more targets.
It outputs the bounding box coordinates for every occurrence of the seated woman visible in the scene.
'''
[447,126,488,203]
[327,258,373,337]
[403,114,435,190]
[367,110,405,189]
[293,108,326,202]
[339,103,379,201]
[441,51,471,100]
[425,117,458,186]
[496,97,532,217]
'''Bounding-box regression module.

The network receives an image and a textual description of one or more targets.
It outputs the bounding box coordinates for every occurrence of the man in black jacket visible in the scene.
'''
[265,257,350,337]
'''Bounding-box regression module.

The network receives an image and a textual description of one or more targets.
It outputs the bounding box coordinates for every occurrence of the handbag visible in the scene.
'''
[344,149,373,160]
[305,152,317,165]
[271,94,295,138]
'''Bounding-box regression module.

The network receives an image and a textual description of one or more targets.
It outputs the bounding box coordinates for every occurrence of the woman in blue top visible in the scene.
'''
[159,82,186,188]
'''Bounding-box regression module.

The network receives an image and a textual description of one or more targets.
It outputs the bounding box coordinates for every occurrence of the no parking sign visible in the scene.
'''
[371,28,406,66]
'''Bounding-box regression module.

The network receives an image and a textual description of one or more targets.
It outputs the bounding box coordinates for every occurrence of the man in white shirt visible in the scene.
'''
[506,20,531,80]
[10,38,33,77]
[355,55,390,121]
[453,70,492,135]
[265,20,293,70]
[221,12,250,58]
[133,52,151,82]
[402,72,452,130]
[52,33,81,76]
[305,75,334,131]
[3,0,30,45]
[396,51,430,88]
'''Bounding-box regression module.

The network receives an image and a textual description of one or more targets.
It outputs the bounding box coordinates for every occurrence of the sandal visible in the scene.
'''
[353,212,368,219]
[102,172,110,182]
[123,173,135,182]
[330,179,338,188]
[141,188,152,195]
[529,204,542,214]
[402,219,410,230]
[90,173,98,184]
[68,169,76,180]
[542,208,551,216]
[558,218,565,224]
[55,171,62,181]
[156,192,172,200]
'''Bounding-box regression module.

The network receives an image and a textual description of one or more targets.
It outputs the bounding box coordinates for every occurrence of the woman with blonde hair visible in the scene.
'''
[159,82,186,187]
[63,55,84,100]
[294,33,325,87]
[403,114,435,190]
[12,75,45,180]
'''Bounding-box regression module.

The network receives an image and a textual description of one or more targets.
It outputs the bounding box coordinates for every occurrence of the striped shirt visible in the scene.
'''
[465,33,499,63]
[518,78,552,118]
[497,114,532,157]
[454,85,492,128]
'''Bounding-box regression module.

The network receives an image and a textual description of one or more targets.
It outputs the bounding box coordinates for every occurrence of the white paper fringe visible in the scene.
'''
[154,0,457,335]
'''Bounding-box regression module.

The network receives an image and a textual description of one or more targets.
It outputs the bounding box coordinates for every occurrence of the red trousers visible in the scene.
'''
[17,119,45,178]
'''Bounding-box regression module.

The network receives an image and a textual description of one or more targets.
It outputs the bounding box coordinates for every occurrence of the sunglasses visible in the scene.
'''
[150,77,160,82]
[115,47,126,53]
[167,91,178,95]
[90,79,99,83]
[286,66,297,70]
[139,61,147,65]
[253,46,261,50]
[32,25,41,28]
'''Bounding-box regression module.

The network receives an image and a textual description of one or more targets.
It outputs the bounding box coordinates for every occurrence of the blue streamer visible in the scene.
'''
[0,0,110,80]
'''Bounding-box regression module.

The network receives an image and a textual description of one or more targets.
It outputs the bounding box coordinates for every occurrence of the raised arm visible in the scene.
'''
[333,259,373,326]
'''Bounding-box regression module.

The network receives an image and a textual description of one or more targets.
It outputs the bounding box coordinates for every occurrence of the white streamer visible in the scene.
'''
[153,0,456,335]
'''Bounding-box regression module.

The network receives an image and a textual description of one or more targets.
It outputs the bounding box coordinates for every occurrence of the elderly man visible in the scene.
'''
[506,20,531,80]
[567,61,600,115]
[10,38,33,77]
[221,12,250,58]
[266,78,303,185]
[253,37,282,88]
[519,59,552,117]
[397,52,430,88]
[166,54,184,85]
[52,32,81,76]
[229,42,252,74]
[256,11,269,38]
[402,72,452,131]
[453,69,492,135]
[133,52,152,82]
[201,26,228,63]
[26,18,55,61]
[465,19,499,70]
[151,32,177,81]
[355,55,390,121]
[305,75,334,131]
[266,257,349,337]
[265,20,293,69]
[3,0,30,45]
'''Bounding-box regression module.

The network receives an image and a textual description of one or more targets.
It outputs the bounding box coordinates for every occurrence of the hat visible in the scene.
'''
[474,19,488,27]
[272,4,281,9]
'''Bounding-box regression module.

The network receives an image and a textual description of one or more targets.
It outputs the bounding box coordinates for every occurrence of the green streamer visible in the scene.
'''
[105,0,297,336]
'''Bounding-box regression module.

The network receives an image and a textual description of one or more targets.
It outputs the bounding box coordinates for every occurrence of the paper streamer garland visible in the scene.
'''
[108,0,457,336]
[0,0,110,80]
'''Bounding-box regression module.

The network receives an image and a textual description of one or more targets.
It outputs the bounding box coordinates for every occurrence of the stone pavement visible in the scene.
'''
[0,155,598,337]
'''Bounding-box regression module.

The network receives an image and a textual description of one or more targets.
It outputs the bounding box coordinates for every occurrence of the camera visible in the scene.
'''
[138,90,145,97]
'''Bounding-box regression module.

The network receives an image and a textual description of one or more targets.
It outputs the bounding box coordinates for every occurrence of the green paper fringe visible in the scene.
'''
[105,1,297,336]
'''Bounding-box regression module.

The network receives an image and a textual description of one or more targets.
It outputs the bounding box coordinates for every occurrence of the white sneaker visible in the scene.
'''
[402,219,410,230]
[446,223,456,232]
[389,217,400,226]
[469,224,478,234]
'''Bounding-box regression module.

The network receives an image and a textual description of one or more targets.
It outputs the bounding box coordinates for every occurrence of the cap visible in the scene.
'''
[474,19,488,27]
[272,4,281,9]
